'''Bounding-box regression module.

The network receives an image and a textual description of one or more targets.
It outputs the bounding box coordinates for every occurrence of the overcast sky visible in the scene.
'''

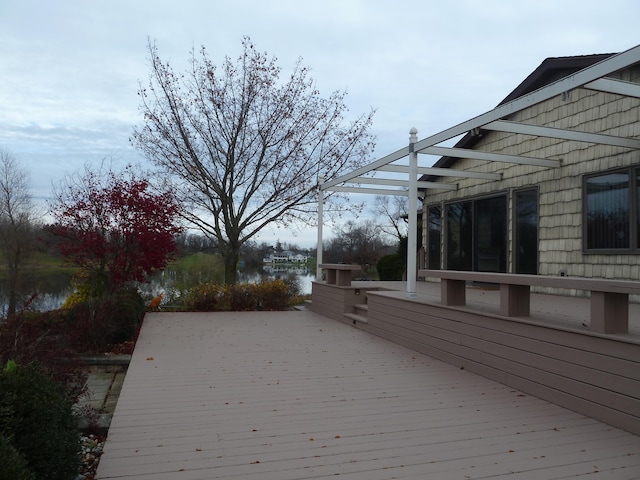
[1,0,639,247]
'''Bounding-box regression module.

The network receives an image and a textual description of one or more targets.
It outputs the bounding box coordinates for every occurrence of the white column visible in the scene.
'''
[316,176,324,280]
[407,128,418,297]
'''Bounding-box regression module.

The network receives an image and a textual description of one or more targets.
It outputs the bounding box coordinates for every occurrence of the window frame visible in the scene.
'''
[582,166,640,254]
[444,192,508,272]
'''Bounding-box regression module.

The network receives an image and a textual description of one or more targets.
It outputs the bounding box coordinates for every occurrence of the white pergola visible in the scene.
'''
[317,44,640,297]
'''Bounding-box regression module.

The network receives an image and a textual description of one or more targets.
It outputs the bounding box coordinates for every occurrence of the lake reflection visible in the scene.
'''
[0,264,315,312]
[0,270,75,314]
[143,264,315,304]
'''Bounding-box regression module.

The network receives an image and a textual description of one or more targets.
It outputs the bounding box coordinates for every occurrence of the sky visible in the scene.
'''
[1,0,639,248]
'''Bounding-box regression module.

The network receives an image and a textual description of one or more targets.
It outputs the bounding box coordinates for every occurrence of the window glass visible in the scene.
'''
[515,190,538,274]
[475,196,507,272]
[427,205,441,270]
[637,168,640,249]
[446,201,472,270]
[585,172,629,249]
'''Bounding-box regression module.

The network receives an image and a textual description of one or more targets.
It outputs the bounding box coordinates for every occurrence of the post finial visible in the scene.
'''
[409,127,418,143]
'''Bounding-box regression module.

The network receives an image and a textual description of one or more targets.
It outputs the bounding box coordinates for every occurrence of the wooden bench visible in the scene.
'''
[319,264,361,287]
[418,269,640,334]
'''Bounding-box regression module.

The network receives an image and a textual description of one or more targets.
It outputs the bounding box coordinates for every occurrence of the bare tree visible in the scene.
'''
[373,195,408,242]
[324,220,389,275]
[132,37,376,283]
[0,149,38,316]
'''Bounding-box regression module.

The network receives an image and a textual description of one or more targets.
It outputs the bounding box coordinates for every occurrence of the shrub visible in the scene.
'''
[0,362,80,480]
[184,283,222,311]
[183,280,294,311]
[0,434,35,480]
[222,283,258,311]
[257,279,291,310]
[65,288,145,353]
[0,311,88,403]
[377,254,404,280]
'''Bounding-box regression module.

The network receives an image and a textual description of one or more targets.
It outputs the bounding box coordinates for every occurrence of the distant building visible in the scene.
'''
[263,251,309,264]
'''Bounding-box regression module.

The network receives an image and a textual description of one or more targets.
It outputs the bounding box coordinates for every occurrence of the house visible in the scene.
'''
[312,45,640,439]
[263,250,309,264]
[419,52,640,295]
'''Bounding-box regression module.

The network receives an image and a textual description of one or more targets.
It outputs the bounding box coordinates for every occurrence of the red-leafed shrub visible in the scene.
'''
[49,164,183,296]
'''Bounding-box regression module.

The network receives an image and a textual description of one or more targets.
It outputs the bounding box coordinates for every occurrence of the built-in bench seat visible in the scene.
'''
[319,263,361,287]
[418,269,640,334]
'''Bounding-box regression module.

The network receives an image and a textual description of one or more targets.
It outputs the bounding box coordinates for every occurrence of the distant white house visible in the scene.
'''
[263,251,309,264]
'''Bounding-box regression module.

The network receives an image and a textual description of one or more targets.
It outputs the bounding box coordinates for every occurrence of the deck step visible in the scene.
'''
[353,303,369,314]
[344,312,368,324]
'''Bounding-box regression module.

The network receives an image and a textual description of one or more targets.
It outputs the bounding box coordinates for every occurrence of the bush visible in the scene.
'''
[0,434,35,480]
[377,254,405,280]
[183,280,294,311]
[184,283,223,311]
[257,279,291,310]
[222,283,258,311]
[65,288,145,353]
[0,362,80,480]
[0,312,88,403]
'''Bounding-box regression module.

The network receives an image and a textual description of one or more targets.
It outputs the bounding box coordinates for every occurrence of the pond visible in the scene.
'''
[0,264,315,312]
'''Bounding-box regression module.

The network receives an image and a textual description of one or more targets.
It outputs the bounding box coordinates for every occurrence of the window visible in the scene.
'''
[584,167,639,252]
[446,201,472,270]
[427,205,441,269]
[514,189,538,274]
[445,194,507,272]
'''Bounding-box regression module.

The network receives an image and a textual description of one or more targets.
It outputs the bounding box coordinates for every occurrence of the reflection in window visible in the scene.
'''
[445,196,507,272]
[427,205,441,269]
[446,201,472,271]
[515,189,538,274]
[474,196,507,272]
[585,172,630,249]
[637,169,640,249]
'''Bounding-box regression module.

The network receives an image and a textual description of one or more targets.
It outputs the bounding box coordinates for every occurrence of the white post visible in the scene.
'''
[316,176,324,280]
[407,128,418,297]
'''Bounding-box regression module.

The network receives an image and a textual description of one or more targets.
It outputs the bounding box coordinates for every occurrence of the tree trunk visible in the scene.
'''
[223,249,239,285]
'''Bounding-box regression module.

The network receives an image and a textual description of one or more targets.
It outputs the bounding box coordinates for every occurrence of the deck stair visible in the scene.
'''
[344,302,369,324]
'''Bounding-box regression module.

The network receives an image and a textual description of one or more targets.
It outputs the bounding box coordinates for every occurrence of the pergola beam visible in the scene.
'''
[322,147,410,190]
[376,164,502,180]
[330,186,409,196]
[483,120,640,149]
[420,146,561,168]
[585,77,640,98]
[348,176,457,190]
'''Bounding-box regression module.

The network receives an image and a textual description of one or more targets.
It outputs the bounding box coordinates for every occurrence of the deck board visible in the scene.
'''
[97,310,640,479]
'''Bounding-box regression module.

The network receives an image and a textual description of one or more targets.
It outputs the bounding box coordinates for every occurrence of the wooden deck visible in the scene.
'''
[97,310,640,479]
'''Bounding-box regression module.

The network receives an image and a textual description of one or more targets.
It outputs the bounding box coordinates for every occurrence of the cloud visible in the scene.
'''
[1,0,639,246]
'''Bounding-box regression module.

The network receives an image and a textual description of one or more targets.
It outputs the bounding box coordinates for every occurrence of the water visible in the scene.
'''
[1,264,314,312]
